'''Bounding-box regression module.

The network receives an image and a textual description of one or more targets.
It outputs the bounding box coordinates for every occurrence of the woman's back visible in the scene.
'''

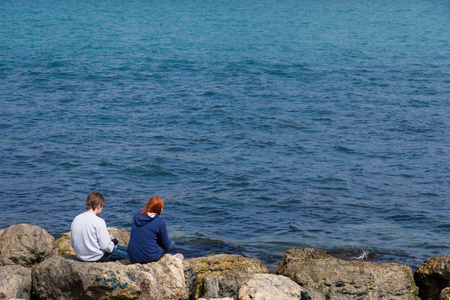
[128,211,170,263]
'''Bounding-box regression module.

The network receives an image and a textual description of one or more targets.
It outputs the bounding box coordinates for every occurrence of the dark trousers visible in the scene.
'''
[99,245,128,262]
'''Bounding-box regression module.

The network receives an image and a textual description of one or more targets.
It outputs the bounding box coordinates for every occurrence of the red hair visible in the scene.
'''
[139,196,164,215]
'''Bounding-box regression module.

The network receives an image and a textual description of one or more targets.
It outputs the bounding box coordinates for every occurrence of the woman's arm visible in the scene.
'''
[158,219,173,251]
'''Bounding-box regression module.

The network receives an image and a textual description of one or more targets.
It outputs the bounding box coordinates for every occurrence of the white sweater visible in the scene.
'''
[70,211,114,261]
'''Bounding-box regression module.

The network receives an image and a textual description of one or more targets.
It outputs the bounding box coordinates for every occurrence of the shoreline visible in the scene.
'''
[2,223,450,299]
[51,233,418,273]
[50,228,428,272]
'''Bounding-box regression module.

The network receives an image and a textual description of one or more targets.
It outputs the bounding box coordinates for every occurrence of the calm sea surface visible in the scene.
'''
[1,0,449,269]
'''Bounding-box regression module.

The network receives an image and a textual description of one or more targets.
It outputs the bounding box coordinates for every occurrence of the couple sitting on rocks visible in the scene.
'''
[71,191,175,264]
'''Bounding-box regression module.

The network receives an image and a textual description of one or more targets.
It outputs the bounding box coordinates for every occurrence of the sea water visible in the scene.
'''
[0,0,449,269]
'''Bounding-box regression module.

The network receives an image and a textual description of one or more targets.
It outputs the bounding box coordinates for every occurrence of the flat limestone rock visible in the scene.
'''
[32,254,190,300]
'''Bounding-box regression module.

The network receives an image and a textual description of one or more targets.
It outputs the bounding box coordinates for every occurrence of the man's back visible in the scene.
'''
[70,211,113,261]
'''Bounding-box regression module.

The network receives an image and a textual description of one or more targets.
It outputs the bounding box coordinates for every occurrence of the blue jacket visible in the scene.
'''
[127,211,172,263]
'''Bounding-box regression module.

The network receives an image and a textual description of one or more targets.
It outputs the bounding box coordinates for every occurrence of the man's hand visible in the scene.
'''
[112,238,119,245]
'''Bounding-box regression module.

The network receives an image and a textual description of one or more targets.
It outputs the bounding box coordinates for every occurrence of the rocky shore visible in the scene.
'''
[0,224,448,299]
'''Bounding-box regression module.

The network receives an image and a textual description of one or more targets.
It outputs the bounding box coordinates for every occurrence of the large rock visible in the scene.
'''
[32,254,193,300]
[0,265,32,300]
[0,224,59,267]
[277,247,419,300]
[186,254,269,298]
[201,272,324,300]
[414,254,450,300]
[55,227,131,255]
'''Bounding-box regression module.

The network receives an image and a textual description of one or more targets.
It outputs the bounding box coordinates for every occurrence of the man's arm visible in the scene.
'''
[97,219,114,253]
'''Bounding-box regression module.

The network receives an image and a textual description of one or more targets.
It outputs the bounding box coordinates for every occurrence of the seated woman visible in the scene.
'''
[128,196,175,263]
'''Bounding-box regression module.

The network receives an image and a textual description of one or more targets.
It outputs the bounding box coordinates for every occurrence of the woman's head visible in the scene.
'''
[141,196,164,215]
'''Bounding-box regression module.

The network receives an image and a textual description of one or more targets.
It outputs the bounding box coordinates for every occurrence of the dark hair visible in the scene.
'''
[86,191,105,210]
[139,196,164,216]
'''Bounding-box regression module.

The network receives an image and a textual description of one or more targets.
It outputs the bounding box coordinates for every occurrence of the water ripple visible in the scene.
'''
[1,0,449,270]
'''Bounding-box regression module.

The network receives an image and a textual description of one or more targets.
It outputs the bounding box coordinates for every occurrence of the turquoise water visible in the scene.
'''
[1,0,449,269]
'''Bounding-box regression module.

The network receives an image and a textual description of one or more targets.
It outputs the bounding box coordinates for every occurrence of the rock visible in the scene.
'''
[201,272,323,300]
[32,254,192,300]
[54,231,73,255]
[107,227,131,246]
[186,254,269,298]
[0,265,32,300]
[197,297,234,300]
[238,274,324,300]
[183,260,197,300]
[414,254,450,300]
[55,227,131,255]
[0,224,59,267]
[441,287,450,300]
[277,247,419,300]
[55,231,74,255]
[277,247,333,271]
[201,272,243,298]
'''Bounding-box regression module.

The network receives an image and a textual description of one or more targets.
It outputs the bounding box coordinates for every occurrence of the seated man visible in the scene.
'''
[71,191,128,262]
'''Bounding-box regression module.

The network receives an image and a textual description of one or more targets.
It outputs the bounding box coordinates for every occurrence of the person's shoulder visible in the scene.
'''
[85,212,100,220]
[155,215,166,224]
[83,212,106,224]
[132,210,142,220]
[94,214,106,222]
[72,211,87,221]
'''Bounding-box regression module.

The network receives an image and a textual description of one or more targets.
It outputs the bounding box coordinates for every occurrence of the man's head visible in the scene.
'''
[86,191,105,215]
